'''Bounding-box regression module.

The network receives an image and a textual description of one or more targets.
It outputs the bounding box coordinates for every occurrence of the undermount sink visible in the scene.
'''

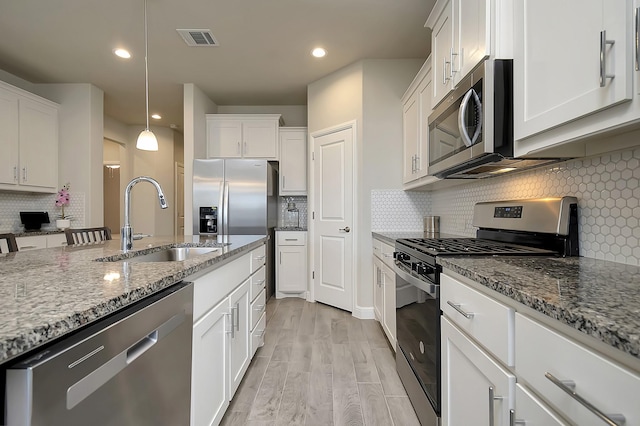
[123,247,219,263]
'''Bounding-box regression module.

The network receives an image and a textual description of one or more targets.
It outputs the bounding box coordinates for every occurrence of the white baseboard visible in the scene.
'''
[352,305,375,319]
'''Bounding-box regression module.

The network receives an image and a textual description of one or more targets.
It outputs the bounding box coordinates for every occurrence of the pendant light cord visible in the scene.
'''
[144,0,150,131]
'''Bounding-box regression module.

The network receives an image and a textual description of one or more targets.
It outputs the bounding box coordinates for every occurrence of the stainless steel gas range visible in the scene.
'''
[393,197,579,425]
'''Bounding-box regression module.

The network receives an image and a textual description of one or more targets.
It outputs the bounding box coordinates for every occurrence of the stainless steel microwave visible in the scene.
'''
[428,59,558,179]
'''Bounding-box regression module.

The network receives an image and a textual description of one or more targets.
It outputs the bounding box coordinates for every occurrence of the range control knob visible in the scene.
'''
[413,262,428,275]
[396,252,409,262]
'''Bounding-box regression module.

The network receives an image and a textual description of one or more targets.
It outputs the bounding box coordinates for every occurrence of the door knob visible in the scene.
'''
[339,226,351,233]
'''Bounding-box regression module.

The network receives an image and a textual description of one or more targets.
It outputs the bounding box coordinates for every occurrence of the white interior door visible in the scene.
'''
[313,126,354,312]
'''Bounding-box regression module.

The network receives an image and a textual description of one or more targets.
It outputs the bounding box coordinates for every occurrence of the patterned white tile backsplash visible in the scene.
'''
[279,196,308,228]
[372,145,640,266]
[0,191,85,233]
[371,190,431,231]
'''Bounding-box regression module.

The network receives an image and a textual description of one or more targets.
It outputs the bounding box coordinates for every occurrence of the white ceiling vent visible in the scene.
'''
[177,29,219,47]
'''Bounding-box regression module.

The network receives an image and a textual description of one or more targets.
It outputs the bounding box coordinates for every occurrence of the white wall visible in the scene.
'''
[37,83,105,227]
[218,105,308,127]
[307,59,422,313]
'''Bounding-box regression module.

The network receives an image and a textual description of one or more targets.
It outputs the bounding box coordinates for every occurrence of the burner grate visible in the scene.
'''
[400,238,555,256]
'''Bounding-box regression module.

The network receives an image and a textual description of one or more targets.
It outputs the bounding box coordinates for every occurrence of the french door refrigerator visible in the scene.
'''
[193,159,278,297]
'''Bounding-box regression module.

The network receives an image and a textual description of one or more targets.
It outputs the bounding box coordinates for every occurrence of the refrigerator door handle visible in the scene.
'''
[223,181,230,235]
[218,181,225,235]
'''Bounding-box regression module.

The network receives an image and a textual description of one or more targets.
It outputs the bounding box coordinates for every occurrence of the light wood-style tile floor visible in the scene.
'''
[221,297,421,426]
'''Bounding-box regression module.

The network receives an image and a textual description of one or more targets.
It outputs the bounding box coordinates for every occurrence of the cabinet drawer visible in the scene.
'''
[250,288,266,331]
[251,311,266,357]
[277,231,306,246]
[441,273,514,366]
[250,265,266,301]
[46,233,67,247]
[380,241,395,268]
[16,235,47,251]
[515,384,567,426]
[515,313,640,426]
[250,244,266,273]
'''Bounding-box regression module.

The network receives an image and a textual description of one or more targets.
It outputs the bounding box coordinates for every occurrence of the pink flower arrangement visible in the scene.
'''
[55,183,71,219]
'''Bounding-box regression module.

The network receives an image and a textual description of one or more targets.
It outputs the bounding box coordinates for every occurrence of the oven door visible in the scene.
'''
[394,261,441,416]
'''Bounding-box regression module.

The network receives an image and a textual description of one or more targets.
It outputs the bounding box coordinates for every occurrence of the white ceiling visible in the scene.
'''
[0,0,434,130]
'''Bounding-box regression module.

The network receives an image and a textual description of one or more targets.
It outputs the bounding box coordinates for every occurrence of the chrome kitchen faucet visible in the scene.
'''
[121,176,168,251]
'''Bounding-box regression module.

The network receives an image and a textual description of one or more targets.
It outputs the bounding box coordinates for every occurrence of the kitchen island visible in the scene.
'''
[0,234,266,364]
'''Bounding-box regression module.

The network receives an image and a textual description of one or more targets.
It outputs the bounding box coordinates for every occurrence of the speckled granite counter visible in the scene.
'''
[439,256,640,362]
[14,229,64,237]
[0,234,266,364]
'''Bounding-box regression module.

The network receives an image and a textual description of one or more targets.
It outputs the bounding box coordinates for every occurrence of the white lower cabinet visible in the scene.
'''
[373,255,384,322]
[15,233,68,251]
[275,231,307,298]
[441,317,515,426]
[380,262,396,350]
[190,243,266,426]
[372,237,397,350]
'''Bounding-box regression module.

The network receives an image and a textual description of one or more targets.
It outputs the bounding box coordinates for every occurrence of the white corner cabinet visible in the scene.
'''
[0,80,59,193]
[372,237,397,350]
[402,58,434,186]
[15,233,67,251]
[206,114,281,160]
[190,243,266,426]
[275,231,307,298]
[425,0,511,108]
[279,127,307,196]
[441,270,640,426]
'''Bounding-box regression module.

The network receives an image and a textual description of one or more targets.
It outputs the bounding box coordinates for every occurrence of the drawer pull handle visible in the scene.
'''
[383,253,393,258]
[545,372,626,426]
[255,255,266,261]
[285,238,298,241]
[509,409,525,426]
[488,386,503,426]
[255,279,265,286]
[256,329,265,338]
[447,300,474,319]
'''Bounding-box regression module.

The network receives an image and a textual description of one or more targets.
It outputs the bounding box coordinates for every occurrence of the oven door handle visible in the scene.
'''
[394,264,438,298]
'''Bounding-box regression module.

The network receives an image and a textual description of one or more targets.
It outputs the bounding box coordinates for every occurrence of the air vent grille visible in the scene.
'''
[176,29,219,47]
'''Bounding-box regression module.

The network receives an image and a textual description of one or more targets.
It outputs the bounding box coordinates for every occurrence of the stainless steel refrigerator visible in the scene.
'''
[193,159,278,297]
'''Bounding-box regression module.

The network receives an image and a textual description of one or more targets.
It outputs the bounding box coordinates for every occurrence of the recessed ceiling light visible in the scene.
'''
[151,114,161,120]
[311,47,326,58]
[113,48,131,59]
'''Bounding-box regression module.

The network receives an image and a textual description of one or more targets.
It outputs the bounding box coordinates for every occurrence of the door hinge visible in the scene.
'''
[312,152,315,160]
[312,211,315,220]
[312,271,315,279]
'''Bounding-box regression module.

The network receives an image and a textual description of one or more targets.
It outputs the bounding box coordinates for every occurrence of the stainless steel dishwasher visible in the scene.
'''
[5,281,193,426]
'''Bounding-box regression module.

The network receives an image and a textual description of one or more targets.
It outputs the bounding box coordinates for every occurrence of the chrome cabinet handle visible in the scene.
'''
[283,175,286,188]
[411,155,415,174]
[229,307,237,338]
[255,255,266,261]
[415,155,420,172]
[636,8,640,71]
[443,56,451,85]
[447,300,474,318]
[600,30,616,87]
[383,253,393,258]
[244,141,247,155]
[545,372,625,425]
[339,226,350,233]
[225,312,233,336]
[234,303,240,331]
[509,409,525,426]
[450,47,458,78]
[489,386,503,426]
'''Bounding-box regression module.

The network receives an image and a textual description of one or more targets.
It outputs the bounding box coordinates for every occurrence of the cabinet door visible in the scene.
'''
[417,69,432,178]
[229,279,250,398]
[432,1,454,108]
[16,235,47,251]
[191,298,230,426]
[243,119,278,159]
[381,263,396,350]
[402,92,419,183]
[514,0,631,140]
[277,245,307,293]
[0,87,19,186]
[279,129,307,195]
[442,317,515,426]
[373,256,383,322]
[453,0,489,85]
[514,384,568,426]
[207,119,242,158]
[18,97,58,189]
[47,233,68,247]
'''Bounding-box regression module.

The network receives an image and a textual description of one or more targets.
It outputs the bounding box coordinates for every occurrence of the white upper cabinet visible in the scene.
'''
[279,127,307,196]
[0,81,59,193]
[206,114,280,160]
[427,0,494,108]
[514,0,632,143]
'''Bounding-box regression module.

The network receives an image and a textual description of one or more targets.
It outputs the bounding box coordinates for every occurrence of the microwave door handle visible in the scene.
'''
[458,89,483,147]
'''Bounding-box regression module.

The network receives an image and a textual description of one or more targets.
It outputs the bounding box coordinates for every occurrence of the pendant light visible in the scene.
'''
[136,0,158,151]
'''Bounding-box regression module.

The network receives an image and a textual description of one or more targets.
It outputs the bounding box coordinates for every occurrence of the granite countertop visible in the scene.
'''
[439,256,640,362]
[275,227,307,231]
[13,229,64,237]
[0,234,266,364]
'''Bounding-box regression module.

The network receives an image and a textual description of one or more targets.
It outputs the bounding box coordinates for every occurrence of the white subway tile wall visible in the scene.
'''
[279,196,308,228]
[371,190,431,231]
[0,192,85,233]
